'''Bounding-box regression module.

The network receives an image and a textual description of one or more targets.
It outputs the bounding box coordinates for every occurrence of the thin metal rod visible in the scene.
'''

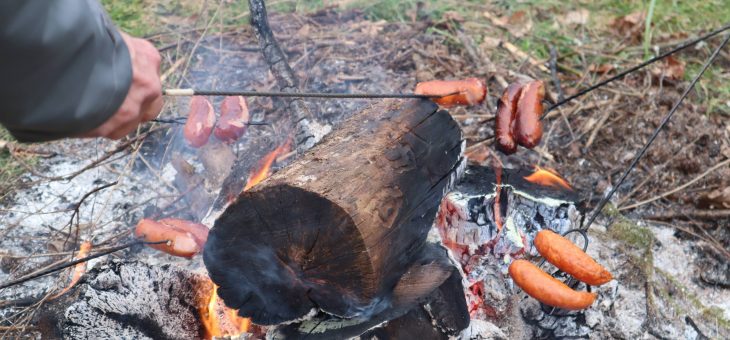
[151,117,270,125]
[581,32,730,231]
[163,88,441,99]
[545,22,730,114]
[0,240,166,290]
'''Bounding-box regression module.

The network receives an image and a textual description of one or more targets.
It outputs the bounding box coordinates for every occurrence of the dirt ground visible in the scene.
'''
[0,2,728,339]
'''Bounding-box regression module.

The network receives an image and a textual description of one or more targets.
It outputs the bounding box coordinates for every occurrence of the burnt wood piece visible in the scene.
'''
[204,99,464,325]
[35,260,211,340]
[361,267,470,340]
[435,165,584,321]
[248,0,322,151]
[270,243,468,339]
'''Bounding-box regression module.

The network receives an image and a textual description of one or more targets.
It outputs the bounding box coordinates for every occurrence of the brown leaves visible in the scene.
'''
[610,11,645,43]
[559,9,590,27]
[588,63,615,74]
[482,10,533,38]
[697,186,730,209]
[652,55,685,84]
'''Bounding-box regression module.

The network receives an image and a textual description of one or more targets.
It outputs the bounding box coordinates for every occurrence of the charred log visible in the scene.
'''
[35,260,211,340]
[360,267,470,340]
[270,243,468,339]
[204,99,464,325]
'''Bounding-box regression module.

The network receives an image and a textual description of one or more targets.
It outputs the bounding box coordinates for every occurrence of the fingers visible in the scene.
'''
[142,95,164,122]
[81,32,163,140]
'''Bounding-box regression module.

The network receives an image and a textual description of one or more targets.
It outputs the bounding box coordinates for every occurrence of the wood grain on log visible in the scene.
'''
[204,99,464,325]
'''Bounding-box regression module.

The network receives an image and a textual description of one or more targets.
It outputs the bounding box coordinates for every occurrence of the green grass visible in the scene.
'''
[101,0,153,36]
[0,128,24,198]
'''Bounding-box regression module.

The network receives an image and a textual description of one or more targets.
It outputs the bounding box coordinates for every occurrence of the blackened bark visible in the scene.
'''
[205,99,464,325]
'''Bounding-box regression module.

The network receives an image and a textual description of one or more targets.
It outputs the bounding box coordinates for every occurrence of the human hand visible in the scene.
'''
[82,32,162,139]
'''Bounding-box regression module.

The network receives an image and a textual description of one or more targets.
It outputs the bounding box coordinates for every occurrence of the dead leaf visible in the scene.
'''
[442,11,464,23]
[465,143,491,164]
[295,24,311,37]
[697,186,730,209]
[483,10,532,38]
[480,37,501,50]
[652,55,685,84]
[588,63,615,74]
[363,20,387,37]
[503,10,533,38]
[610,11,645,43]
[560,9,590,26]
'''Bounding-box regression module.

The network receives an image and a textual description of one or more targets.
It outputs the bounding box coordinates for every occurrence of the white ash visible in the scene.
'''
[457,319,506,340]
[651,225,730,320]
[0,138,190,303]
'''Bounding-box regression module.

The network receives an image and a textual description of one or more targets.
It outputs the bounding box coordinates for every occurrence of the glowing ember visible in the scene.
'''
[243,140,292,191]
[523,166,572,190]
[50,241,92,300]
[200,283,250,339]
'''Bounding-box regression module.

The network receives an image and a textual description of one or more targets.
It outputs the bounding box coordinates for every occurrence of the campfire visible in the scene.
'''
[7,1,728,339]
[199,284,250,339]
[10,1,697,339]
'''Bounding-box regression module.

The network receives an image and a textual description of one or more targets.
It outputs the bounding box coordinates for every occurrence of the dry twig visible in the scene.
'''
[620,158,730,211]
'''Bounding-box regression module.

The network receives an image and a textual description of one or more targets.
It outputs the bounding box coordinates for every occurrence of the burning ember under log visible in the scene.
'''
[204,98,465,325]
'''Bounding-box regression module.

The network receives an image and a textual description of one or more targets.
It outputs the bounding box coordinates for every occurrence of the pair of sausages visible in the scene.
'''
[414,78,487,108]
[509,230,613,310]
[183,96,250,148]
[495,80,545,154]
[134,218,210,258]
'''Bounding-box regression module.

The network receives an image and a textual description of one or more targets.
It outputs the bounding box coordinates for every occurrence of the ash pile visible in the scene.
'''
[433,165,590,339]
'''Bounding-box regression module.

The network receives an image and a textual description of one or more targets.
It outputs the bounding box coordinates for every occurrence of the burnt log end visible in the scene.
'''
[204,99,464,324]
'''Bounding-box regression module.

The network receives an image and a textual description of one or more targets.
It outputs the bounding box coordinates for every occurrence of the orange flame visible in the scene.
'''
[524,166,572,190]
[200,283,250,339]
[200,140,292,336]
[50,241,92,300]
[243,140,292,191]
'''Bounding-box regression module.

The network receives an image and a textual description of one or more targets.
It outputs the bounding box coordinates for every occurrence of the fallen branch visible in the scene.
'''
[248,0,322,151]
[16,130,157,182]
[642,209,730,220]
[0,240,165,291]
[549,46,565,102]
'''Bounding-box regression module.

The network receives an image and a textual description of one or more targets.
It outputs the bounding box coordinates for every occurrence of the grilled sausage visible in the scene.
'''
[414,78,487,107]
[534,230,613,286]
[509,259,597,310]
[183,96,216,148]
[513,80,545,148]
[134,218,210,258]
[494,83,525,154]
[214,96,250,143]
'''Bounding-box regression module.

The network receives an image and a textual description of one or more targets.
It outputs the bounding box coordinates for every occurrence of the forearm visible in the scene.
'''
[0,0,132,142]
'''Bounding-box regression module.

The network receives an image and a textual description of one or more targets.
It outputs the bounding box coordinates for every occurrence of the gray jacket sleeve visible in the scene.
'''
[0,0,132,142]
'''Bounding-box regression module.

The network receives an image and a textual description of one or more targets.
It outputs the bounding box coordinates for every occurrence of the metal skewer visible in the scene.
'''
[162,88,442,99]
[581,32,730,231]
